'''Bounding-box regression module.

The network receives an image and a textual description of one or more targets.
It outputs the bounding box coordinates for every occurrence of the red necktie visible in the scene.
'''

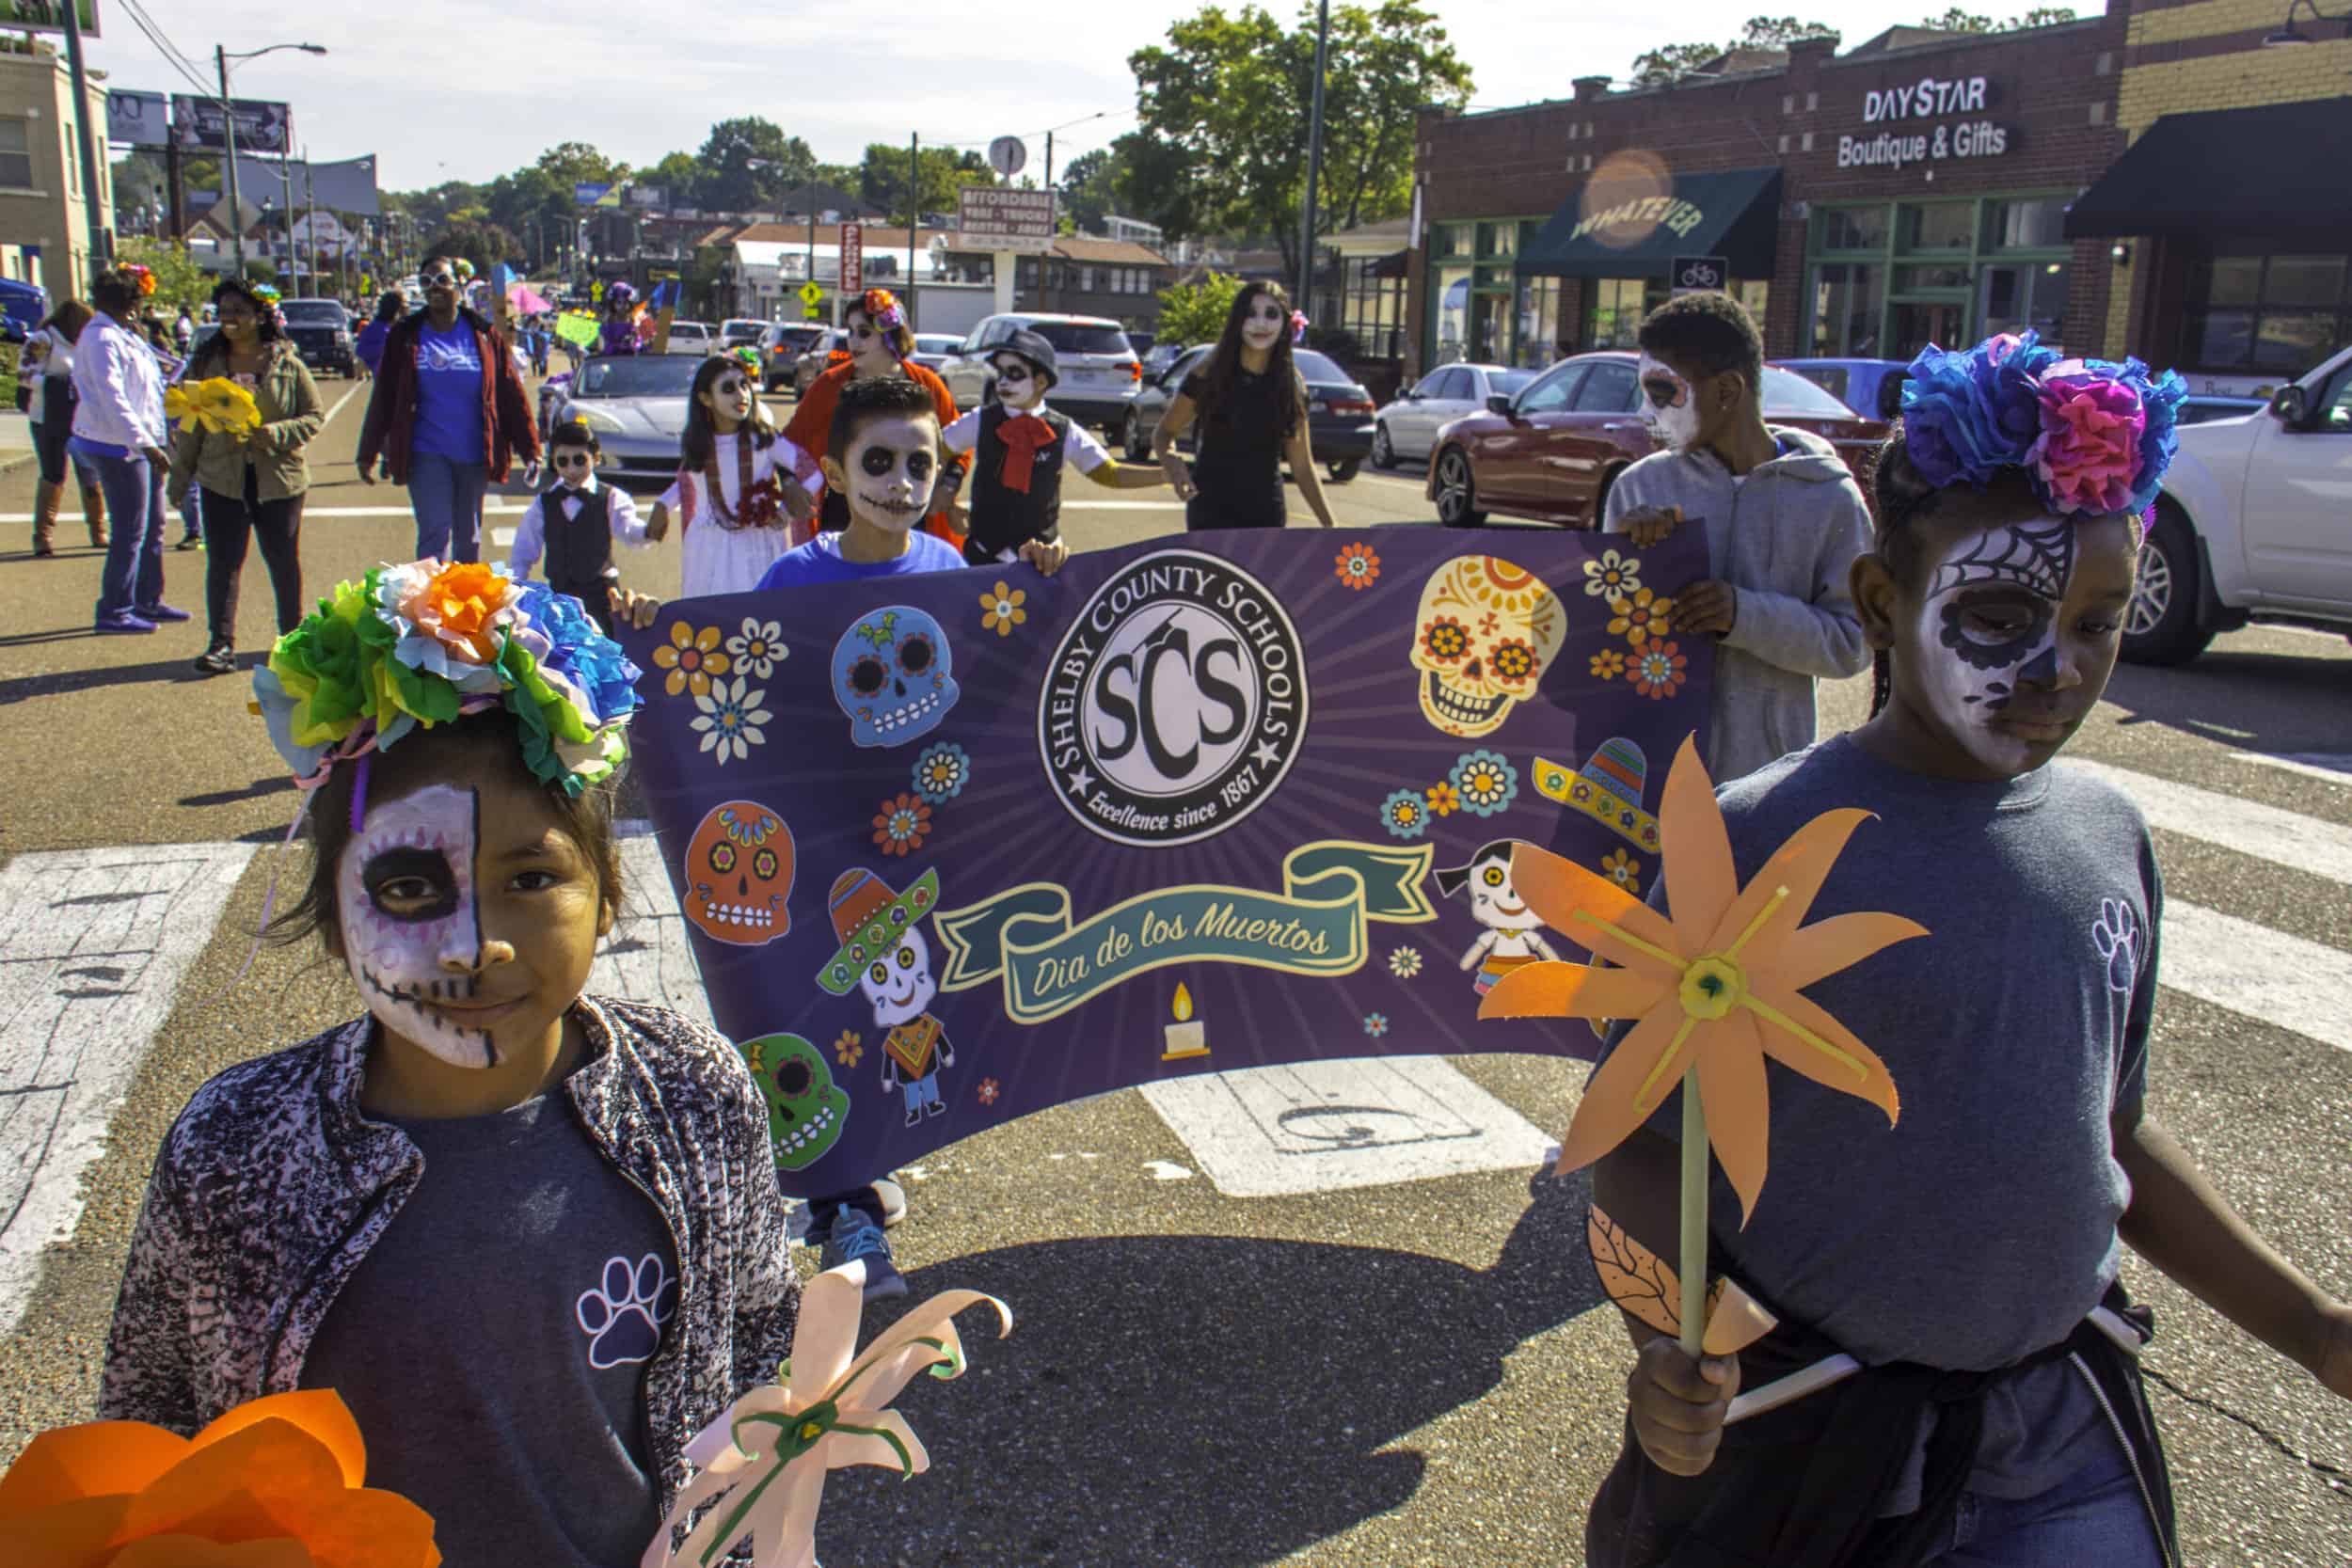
[997,415,1056,495]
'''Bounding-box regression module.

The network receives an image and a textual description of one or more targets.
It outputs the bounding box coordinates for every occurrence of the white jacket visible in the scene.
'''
[71,310,166,451]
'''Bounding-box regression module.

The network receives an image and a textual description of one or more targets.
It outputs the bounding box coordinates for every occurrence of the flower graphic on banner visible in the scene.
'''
[1422,616,1470,663]
[1426,781,1461,816]
[914,741,971,802]
[1450,750,1519,816]
[1629,641,1689,701]
[691,675,771,762]
[1363,1013,1391,1037]
[1590,648,1628,680]
[978,1077,1001,1106]
[1491,638,1539,682]
[1390,946,1424,979]
[872,792,933,857]
[1602,847,1643,889]
[834,1030,864,1068]
[1584,549,1641,599]
[725,617,785,679]
[1380,789,1430,839]
[1334,542,1382,591]
[979,581,1027,636]
[654,621,732,698]
[1609,589,1675,649]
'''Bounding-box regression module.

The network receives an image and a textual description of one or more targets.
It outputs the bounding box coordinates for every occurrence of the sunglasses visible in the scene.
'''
[421,273,456,289]
[552,452,594,468]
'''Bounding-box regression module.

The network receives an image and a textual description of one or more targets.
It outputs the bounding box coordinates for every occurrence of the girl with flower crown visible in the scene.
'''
[1585,334,2352,1568]
[101,564,799,1568]
[783,287,965,546]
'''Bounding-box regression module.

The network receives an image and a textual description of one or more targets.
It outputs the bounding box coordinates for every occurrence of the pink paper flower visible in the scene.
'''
[2028,361,2145,516]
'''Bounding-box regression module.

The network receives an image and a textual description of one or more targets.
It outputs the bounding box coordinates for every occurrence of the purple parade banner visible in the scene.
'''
[618,528,1712,1196]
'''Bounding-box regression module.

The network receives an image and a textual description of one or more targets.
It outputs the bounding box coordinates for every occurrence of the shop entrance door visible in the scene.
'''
[1889,301,1966,360]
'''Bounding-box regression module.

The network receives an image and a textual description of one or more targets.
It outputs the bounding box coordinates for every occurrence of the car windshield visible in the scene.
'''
[914,335,961,354]
[722,323,763,340]
[1491,369,1537,397]
[1293,349,1348,383]
[279,303,342,325]
[575,356,701,397]
[1032,323,1131,356]
[1760,365,1862,418]
[672,325,710,340]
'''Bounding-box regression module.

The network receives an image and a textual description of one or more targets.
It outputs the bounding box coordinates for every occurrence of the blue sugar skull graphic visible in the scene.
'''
[832,606,960,747]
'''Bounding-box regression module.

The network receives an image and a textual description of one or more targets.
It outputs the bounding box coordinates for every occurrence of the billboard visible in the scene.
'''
[106,89,168,148]
[170,95,292,155]
[956,186,1055,254]
[628,184,666,210]
[231,153,380,217]
[573,182,612,206]
[0,1,99,35]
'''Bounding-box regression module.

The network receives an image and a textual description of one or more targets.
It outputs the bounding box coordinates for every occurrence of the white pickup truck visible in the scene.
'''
[2128,342,2352,663]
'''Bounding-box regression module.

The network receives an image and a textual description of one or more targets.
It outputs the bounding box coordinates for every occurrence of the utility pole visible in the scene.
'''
[60,0,108,284]
[1295,0,1331,322]
[908,132,919,327]
[303,148,319,295]
[215,48,245,273]
[1044,131,1054,193]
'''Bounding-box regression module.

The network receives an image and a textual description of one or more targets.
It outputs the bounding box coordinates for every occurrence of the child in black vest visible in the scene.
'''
[508,419,648,634]
[940,328,1169,567]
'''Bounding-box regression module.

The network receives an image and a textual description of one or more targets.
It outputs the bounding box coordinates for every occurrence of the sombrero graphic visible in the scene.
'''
[818,866,940,995]
[1534,737,1661,853]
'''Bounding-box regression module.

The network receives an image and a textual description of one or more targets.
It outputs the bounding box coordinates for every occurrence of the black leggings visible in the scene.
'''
[201,483,304,647]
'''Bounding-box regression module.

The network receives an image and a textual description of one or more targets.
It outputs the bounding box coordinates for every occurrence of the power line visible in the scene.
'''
[116,0,214,99]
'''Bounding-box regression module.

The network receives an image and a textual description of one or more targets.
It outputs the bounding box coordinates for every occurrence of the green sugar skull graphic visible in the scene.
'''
[741,1032,850,1171]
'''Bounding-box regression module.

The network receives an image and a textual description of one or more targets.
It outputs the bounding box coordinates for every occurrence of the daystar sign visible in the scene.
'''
[1863,74,1990,121]
[1840,73,2011,169]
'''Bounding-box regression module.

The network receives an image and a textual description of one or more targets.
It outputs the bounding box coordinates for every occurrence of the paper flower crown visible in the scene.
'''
[116,262,157,297]
[1899,330,2185,517]
[250,559,643,800]
[861,287,907,339]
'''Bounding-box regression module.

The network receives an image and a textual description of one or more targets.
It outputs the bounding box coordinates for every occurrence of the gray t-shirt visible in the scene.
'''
[1608,736,2159,1496]
[301,1090,677,1567]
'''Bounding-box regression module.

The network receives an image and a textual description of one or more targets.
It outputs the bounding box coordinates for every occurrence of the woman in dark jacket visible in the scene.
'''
[1151,278,1335,532]
[354,290,403,377]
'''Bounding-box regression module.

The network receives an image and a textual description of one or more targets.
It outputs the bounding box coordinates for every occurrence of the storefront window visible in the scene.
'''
[1809,263,1885,356]
[1807,194,2074,360]
[1484,222,1518,260]
[2182,253,2352,375]
[1898,203,1974,253]
[1516,276,1561,367]
[1340,255,1406,360]
[1735,278,1770,328]
[1819,206,1887,252]
[1432,265,1473,363]
[1895,262,1973,291]
[1589,278,1664,349]
[1979,260,2070,341]
[1983,198,2068,250]
[1436,223,1475,261]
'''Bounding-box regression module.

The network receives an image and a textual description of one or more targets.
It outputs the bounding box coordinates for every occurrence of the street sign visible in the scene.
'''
[0,1,99,36]
[839,222,863,296]
[1671,254,1729,295]
[798,281,824,307]
[803,304,822,321]
[987,135,1027,179]
[957,186,1057,255]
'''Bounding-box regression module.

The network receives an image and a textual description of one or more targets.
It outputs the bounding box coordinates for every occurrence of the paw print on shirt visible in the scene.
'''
[2091,897,2140,994]
[575,1253,679,1370]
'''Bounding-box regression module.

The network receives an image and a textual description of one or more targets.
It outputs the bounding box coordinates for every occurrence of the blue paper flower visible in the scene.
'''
[2123,360,2186,515]
[1899,335,2044,489]
[516,581,643,725]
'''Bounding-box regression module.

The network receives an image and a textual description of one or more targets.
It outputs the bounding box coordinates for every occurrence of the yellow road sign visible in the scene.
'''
[798,281,823,307]
[803,304,821,320]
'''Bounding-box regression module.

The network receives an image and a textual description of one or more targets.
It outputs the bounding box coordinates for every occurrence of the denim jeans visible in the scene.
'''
[1921,1443,2163,1567]
[90,449,166,620]
[407,449,489,562]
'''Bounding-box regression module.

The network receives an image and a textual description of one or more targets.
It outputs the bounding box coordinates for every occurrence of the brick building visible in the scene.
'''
[1011,236,1177,328]
[1407,16,2134,380]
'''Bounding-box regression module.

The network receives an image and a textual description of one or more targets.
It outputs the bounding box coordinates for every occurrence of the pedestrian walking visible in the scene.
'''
[354,290,404,378]
[1152,278,1336,531]
[355,258,539,563]
[507,418,651,634]
[645,355,819,598]
[72,264,188,635]
[166,277,324,676]
[22,299,108,558]
[782,287,963,546]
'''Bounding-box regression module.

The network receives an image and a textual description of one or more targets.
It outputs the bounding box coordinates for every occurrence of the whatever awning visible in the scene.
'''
[1518,166,1781,279]
[2065,98,2352,245]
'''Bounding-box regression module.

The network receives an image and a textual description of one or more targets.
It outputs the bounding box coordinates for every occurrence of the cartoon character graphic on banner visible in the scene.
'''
[682,801,795,945]
[1408,555,1567,738]
[1435,839,1564,997]
[741,1032,850,1170]
[819,868,955,1125]
[833,606,961,748]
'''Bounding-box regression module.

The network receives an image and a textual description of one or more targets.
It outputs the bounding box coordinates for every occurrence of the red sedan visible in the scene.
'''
[1425,351,1886,528]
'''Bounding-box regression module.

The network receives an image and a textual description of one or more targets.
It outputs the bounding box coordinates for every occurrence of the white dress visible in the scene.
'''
[658,431,819,599]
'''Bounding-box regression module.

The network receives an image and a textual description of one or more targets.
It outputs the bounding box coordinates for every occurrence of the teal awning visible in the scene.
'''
[1517,166,1782,279]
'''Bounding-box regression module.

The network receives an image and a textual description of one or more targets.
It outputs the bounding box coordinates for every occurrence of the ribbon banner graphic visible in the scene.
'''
[621,530,1712,1196]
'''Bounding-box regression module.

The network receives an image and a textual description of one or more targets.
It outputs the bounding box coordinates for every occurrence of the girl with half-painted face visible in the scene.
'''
[1152,278,1336,531]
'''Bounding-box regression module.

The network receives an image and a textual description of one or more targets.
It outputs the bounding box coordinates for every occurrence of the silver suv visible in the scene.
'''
[939,313,1140,435]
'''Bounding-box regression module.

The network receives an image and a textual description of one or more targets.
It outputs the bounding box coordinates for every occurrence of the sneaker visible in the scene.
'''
[787,1177,906,1243]
[818,1209,907,1302]
[136,602,193,622]
[94,611,157,635]
[174,534,200,551]
[194,644,236,675]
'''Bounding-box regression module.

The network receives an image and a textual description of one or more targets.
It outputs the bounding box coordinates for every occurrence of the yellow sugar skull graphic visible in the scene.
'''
[1408,556,1565,738]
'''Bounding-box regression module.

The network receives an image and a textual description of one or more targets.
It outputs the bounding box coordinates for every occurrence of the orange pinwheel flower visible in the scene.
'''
[0,1388,440,1568]
[1479,736,1923,1223]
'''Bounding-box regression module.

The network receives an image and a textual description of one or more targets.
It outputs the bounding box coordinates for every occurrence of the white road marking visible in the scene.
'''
[2075,761,2352,886]
[0,500,541,524]
[0,842,257,1335]
[1139,1056,1556,1197]
[1142,1160,1194,1180]
[491,527,516,548]
[2160,900,2352,1055]
[2233,752,2352,787]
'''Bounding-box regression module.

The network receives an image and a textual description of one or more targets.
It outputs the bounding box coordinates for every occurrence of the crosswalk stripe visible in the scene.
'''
[2074,760,2352,888]
[2156,900,2352,1055]
[2233,752,2352,787]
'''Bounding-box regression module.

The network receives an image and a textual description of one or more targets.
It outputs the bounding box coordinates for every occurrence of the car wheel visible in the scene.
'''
[1434,449,1485,528]
[1327,459,1360,483]
[2121,499,2215,666]
[1122,407,1146,461]
[1371,423,1395,469]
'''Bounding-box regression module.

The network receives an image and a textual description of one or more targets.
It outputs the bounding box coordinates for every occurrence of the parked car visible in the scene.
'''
[1374,363,1539,468]
[1425,352,1886,529]
[719,318,768,353]
[278,298,356,377]
[792,330,850,395]
[2127,343,2352,664]
[543,353,700,482]
[1126,329,1156,361]
[662,320,717,356]
[940,313,1140,435]
[0,276,46,341]
[1778,356,1912,421]
[1140,341,1187,380]
[1123,343,1378,482]
[909,333,963,374]
[2175,393,2269,425]
[758,322,828,391]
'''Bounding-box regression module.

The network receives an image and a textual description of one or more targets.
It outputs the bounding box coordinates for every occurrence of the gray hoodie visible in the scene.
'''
[1602,425,1873,783]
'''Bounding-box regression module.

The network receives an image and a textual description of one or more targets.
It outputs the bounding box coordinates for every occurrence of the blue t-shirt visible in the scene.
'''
[755,530,964,591]
[411,321,486,464]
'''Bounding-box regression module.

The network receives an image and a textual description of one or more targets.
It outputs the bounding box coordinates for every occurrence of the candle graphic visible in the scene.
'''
[1162,982,1209,1061]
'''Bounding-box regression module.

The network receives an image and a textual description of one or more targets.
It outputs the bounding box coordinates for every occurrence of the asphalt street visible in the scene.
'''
[1,381,2346,1566]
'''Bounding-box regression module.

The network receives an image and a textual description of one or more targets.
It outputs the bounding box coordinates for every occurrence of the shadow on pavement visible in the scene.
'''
[0,656,219,705]
[2103,646,2352,754]
[179,776,294,809]
[821,1168,1606,1566]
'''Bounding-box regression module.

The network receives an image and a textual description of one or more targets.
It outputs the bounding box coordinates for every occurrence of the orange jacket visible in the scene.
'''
[784,358,966,548]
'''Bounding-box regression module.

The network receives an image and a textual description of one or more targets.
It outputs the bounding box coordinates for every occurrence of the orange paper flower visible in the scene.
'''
[1479,736,1923,1223]
[400,561,513,666]
[0,1389,439,1568]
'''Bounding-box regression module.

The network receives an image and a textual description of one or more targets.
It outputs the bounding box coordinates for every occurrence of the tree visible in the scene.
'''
[115,238,209,311]
[1060,148,1118,234]
[1154,270,1245,347]
[697,119,816,214]
[1631,15,1840,85]
[646,151,703,206]
[856,143,995,228]
[1918,5,2074,28]
[535,141,628,187]
[1107,130,1202,242]
[424,219,520,269]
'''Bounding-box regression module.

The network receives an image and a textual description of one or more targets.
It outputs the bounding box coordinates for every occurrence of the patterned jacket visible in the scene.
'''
[100,997,800,1513]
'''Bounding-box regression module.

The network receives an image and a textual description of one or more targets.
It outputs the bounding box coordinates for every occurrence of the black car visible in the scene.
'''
[278,298,356,377]
[1125,344,1376,482]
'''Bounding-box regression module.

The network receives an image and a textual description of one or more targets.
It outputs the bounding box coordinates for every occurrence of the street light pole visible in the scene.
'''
[60,0,108,283]
[1295,0,1331,322]
[211,42,327,277]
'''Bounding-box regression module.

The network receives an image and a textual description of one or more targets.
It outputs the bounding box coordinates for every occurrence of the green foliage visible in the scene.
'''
[1917,5,2074,28]
[698,119,816,213]
[646,151,704,205]
[1154,270,1244,349]
[856,144,995,228]
[116,238,211,311]
[1631,15,1840,85]
[1060,149,1116,234]
[425,219,520,269]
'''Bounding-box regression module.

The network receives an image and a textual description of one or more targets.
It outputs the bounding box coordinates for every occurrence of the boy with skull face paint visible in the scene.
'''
[938,328,1171,567]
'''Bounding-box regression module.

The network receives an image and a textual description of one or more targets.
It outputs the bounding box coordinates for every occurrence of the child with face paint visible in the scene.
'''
[508,418,650,635]
[1600,293,1874,784]
[937,327,1170,567]
[101,566,797,1568]
[596,280,644,356]
[1585,336,2352,1568]
[1152,278,1338,531]
[784,289,966,548]
[646,354,822,597]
